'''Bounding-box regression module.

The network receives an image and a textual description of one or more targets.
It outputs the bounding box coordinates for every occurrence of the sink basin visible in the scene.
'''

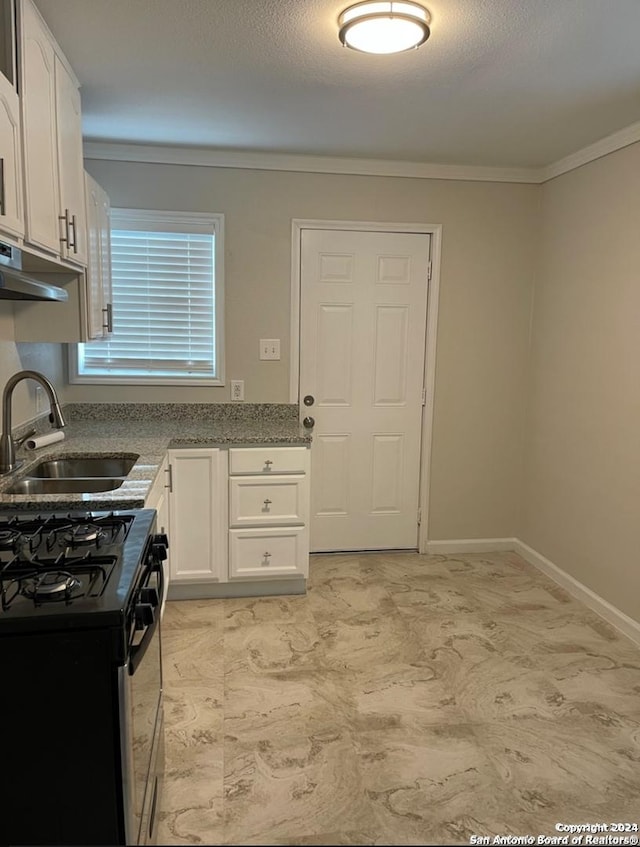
[6,477,125,495]
[30,455,138,478]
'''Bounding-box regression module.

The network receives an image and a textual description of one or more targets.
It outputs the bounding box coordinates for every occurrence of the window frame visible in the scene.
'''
[69,208,225,387]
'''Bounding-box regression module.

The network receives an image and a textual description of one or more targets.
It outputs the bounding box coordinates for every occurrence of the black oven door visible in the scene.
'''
[120,558,164,845]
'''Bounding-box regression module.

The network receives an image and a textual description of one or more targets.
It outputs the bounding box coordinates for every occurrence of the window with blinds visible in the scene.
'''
[74,209,224,385]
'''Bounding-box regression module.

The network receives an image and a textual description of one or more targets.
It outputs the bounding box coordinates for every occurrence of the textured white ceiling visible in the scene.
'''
[35,0,640,168]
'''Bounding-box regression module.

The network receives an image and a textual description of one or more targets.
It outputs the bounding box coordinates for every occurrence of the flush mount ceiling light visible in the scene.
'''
[338,1,431,54]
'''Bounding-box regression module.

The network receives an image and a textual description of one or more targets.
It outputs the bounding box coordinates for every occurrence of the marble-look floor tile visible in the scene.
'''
[160,691,225,846]
[158,552,640,846]
[317,608,423,674]
[224,667,356,742]
[163,625,224,684]
[223,593,316,630]
[388,574,477,615]
[225,618,324,676]
[223,729,369,844]
[349,661,468,731]
[472,714,640,818]
[309,572,397,622]
[356,723,525,843]
[164,683,225,741]
[307,554,376,587]
[163,597,224,630]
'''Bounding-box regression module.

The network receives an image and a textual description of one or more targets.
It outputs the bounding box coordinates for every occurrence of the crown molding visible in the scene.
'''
[83,141,539,184]
[539,120,640,183]
[84,120,640,185]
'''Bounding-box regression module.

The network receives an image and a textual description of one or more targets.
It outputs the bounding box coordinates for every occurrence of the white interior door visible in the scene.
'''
[300,228,431,552]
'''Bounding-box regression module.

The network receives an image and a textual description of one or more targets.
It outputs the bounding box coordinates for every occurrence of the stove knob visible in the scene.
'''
[134,603,155,630]
[152,544,167,561]
[140,587,159,607]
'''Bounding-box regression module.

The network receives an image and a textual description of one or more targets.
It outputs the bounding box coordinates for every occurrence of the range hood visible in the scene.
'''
[0,242,68,302]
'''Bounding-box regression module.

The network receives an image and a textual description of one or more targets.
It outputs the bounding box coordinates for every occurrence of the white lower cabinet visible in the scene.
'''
[144,455,172,618]
[161,445,309,596]
[228,447,310,581]
[167,448,227,583]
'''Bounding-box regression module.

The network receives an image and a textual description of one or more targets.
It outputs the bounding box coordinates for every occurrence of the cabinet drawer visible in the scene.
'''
[229,527,307,579]
[229,475,307,527]
[228,446,308,475]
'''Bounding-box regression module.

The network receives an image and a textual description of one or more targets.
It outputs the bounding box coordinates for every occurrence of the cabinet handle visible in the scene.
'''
[264,459,273,471]
[70,213,78,253]
[0,158,5,216]
[58,209,71,247]
[263,498,272,510]
[164,464,173,493]
[262,552,271,565]
[102,303,113,333]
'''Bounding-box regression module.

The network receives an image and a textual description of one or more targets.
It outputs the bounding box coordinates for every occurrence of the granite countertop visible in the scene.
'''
[0,403,310,512]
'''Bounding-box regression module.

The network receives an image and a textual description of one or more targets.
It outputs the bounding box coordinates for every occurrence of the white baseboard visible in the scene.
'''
[424,536,640,647]
[514,540,640,648]
[424,537,517,554]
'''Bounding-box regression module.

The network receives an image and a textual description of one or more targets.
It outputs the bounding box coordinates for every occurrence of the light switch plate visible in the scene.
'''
[260,339,281,360]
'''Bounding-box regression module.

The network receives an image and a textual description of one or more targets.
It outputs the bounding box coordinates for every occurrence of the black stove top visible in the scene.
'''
[0,509,157,633]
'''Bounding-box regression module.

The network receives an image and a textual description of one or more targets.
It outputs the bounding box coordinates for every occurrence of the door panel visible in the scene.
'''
[300,228,430,552]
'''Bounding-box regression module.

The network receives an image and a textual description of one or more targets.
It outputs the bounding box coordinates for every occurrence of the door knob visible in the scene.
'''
[303,416,315,429]
[303,395,315,406]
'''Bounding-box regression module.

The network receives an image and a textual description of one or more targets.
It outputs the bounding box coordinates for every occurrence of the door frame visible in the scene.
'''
[290,219,442,553]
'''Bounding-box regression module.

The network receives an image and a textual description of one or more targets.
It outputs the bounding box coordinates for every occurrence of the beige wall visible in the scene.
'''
[68,160,538,541]
[0,303,65,427]
[521,141,640,622]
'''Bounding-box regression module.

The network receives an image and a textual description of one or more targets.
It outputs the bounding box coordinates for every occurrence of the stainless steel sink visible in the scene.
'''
[3,453,139,495]
[6,477,125,495]
[30,456,138,478]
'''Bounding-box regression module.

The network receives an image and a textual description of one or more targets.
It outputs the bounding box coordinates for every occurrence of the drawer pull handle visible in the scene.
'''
[261,551,271,566]
[263,498,272,509]
[264,459,273,470]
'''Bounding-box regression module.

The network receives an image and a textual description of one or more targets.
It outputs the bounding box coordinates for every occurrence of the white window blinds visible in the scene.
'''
[77,210,224,384]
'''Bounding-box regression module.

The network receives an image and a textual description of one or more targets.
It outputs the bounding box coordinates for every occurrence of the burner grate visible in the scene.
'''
[0,553,117,610]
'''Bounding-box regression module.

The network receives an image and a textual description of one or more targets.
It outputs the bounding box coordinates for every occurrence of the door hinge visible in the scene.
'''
[417,507,422,525]
[427,261,432,281]
[421,388,427,406]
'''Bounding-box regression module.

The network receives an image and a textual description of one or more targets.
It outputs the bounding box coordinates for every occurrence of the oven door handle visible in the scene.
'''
[129,558,164,676]
[129,612,158,676]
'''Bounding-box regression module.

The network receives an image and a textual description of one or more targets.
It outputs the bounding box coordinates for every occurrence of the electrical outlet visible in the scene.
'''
[230,380,244,401]
[260,338,281,360]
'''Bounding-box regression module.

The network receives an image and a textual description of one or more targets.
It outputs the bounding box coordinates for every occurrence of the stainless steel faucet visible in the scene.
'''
[0,370,65,475]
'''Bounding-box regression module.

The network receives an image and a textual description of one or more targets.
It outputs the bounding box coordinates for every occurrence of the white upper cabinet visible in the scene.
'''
[0,72,24,239]
[19,0,59,254]
[55,55,86,264]
[84,171,112,339]
[19,0,87,266]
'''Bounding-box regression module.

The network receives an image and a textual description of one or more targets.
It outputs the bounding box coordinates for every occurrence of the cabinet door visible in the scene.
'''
[84,172,112,339]
[145,457,171,618]
[98,182,112,329]
[0,74,23,239]
[20,0,59,254]
[168,449,227,583]
[55,55,87,265]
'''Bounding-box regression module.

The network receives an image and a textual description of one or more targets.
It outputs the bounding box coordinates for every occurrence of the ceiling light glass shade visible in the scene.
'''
[338,1,430,54]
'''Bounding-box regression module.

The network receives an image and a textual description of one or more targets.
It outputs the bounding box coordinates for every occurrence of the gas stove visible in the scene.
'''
[0,508,159,633]
[0,507,167,845]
